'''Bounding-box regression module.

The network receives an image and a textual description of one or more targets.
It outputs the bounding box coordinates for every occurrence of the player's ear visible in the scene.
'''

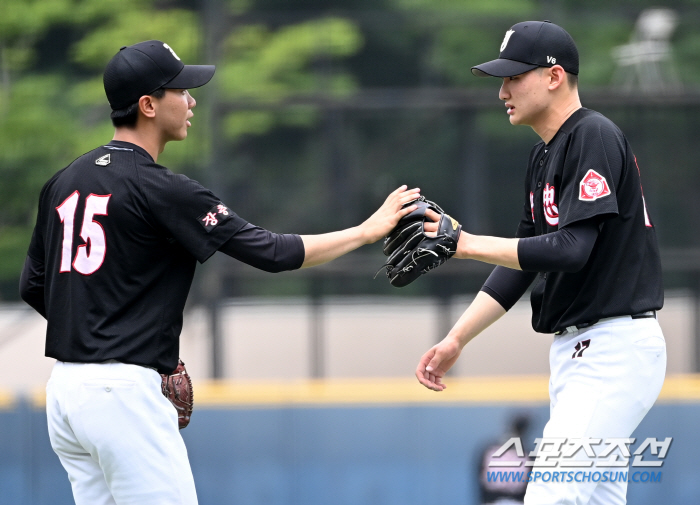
[547,65,567,91]
[138,95,157,119]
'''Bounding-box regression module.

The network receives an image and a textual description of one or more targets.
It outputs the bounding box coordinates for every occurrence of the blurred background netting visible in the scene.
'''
[2,1,700,504]
[2,0,700,299]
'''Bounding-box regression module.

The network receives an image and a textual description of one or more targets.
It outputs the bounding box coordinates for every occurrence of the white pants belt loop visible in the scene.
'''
[555,311,657,336]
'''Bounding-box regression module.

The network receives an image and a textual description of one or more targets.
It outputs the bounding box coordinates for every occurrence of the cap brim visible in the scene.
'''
[164,65,216,89]
[471,58,538,78]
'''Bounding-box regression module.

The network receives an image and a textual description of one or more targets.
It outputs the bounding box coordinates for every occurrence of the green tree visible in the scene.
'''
[0,0,364,297]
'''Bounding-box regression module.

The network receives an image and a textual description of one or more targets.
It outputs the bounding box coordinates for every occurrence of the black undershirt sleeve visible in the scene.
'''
[19,255,46,318]
[481,218,602,311]
[218,223,305,272]
[481,268,537,312]
[517,219,601,273]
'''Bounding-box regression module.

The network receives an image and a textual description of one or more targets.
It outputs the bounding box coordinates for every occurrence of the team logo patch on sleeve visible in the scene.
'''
[197,203,231,232]
[579,170,611,201]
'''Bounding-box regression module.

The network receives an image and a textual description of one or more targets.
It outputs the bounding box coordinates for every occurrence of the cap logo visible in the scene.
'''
[547,56,557,64]
[163,43,181,61]
[500,30,515,52]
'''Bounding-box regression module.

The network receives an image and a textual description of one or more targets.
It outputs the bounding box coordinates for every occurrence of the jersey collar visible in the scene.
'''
[105,140,155,162]
[544,108,588,147]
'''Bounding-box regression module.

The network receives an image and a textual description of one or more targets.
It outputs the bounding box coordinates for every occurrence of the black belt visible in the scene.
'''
[554,311,656,335]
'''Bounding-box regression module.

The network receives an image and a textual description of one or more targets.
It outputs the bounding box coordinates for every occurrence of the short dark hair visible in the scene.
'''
[110,88,166,127]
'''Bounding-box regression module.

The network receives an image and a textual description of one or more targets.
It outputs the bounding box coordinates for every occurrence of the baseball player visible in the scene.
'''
[19,40,420,505]
[415,21,666,505]
[476,415,533,505]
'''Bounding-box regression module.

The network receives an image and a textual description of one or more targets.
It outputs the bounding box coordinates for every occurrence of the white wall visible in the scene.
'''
[1,291,695,392]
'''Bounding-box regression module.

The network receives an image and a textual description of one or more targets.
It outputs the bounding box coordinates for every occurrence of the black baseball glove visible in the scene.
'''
[378,196,462,287]
[161,359,193,429]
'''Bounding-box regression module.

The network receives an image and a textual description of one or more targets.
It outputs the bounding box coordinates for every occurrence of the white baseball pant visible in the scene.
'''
[524,315,666,505]
[46,360,198,505]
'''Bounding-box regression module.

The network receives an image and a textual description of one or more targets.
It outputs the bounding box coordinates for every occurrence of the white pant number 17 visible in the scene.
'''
[56,191,111,275]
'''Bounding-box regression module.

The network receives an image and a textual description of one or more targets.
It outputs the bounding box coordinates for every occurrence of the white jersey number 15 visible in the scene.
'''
[56,191,111,275]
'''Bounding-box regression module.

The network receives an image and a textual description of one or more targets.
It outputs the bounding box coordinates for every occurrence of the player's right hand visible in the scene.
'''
[415,336,462,391]
[422,208,441,237]
[360,185,421,244]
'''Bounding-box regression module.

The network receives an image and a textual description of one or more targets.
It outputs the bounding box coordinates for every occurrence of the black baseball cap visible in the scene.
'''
[104,40,215,110]
[471,21,579,78]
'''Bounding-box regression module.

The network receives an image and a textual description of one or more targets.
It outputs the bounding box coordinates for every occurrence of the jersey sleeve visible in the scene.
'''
[26,209,45,263]
[22,191,48,315]
[26,176,55,263]
[556,119,623,228]
[138,165,248,263]
[218,223,305,272]
[20,255,46,317]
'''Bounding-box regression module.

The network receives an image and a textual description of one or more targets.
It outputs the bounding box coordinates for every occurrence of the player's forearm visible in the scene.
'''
[447,291,507,348]
[454,231,522,270]
[299,227,369,268]
[299,185,422,268]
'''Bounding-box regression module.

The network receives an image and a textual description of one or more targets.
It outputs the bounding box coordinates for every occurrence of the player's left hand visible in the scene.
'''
[415,336,462,391]
[360,185,420,244]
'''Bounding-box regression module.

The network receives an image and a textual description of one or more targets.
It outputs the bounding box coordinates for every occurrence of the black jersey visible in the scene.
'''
[27,141,248,373]
[516,108,663,334]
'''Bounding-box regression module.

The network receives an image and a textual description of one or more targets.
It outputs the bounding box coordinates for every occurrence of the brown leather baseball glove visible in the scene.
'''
[161,359,193,429]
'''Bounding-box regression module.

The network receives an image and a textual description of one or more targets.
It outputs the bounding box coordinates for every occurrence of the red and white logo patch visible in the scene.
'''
[543,183,559,226]
[579,170,611,201]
